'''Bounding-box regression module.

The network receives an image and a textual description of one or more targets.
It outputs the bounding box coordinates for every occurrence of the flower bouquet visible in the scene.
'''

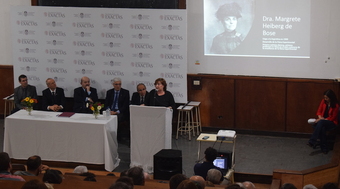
[21,97,38,115]
[90,102,104,119]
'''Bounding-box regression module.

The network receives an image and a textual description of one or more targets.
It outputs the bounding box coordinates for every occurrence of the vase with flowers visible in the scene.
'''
[90,102,104,119]
[21,97,37,115]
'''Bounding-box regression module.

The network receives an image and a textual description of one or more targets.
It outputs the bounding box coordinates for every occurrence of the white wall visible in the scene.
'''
[187,0,340,79]
[0,0,30,65]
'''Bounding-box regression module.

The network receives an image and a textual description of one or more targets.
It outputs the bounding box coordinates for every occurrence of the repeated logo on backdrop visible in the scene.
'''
[11,6,187,102]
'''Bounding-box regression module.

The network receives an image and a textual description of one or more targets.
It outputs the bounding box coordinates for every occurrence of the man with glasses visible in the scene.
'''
[131,83,149,105]
[105,78,130,141]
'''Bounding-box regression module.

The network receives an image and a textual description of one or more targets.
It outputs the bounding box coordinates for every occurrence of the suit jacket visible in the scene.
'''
[105,88,130,118]
[42,87,65,111]
[73,86,98,113]
[14,84,38,110]
[130,91,149,105]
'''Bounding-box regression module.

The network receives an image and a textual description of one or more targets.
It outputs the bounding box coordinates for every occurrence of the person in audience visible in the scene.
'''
[114,176,134,189]
[226,184,243,189]
[14,155,49,176]
[43,169,63,184]
[13,74,38,113]
[190,175,206,189]
[109,182,132,189]
[307,89,339,154]
[177,180,198,189]
[281,183,297,189]
[194,147,223,181]
[105,77,130,122]
[303,184,317,189]
[127,166,145,185]
[73,165,88,174]
[0,152,25,181]
[169,173,187,189]
[73,76,98,113]
[206,169,222,185]
[144,78,175,109]
[42,78,65,112]
[210,2,244,54]
[131,83,149,105]
[242,181,256,189]
[21,179,48,189]
[120,169,129,177]
[322,182,338,189]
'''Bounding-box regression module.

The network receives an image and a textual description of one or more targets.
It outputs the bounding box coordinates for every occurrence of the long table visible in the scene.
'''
[3,110,120,171]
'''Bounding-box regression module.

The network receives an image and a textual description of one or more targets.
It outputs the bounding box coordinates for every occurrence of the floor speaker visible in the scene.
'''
[153,149,182,180]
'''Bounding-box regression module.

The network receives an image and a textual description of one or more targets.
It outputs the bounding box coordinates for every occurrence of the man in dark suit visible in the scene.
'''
[73,76,98,113]
[105,77,130,122]
[105,77,130,141]
[13,74,38,113]
[131,83,149,105]
[42,78,65,112]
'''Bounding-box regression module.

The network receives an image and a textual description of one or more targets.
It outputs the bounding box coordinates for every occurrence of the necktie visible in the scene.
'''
[52,92,56,103]
[140,96,144,104]
[112,91,118,110]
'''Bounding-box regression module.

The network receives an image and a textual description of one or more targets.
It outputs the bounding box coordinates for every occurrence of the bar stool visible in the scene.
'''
[176,105,194,140]
[188,101,202,135]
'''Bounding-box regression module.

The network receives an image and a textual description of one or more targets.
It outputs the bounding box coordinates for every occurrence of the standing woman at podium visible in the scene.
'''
[144,78,175,110]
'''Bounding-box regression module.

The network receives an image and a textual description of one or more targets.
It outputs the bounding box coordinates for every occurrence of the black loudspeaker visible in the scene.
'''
[153,149,182,180]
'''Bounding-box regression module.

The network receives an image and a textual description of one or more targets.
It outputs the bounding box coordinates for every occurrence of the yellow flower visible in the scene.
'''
[97,106,102,110]
[91,106,94,111]
[29,99,34,103]
[24,97,30,101]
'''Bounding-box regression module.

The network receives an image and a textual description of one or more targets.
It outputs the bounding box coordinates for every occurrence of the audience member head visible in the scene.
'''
[204,147,218,162]
[45,78,57,90]
[109,182,132,189]
[303,184,317,189]
[226,184,243,189]
[322,182,338,189]
[324,89,338,108]
[177,180,198,189]
[190,175,206,189]
[18,74,28,88]
[43,169,63,184]
[26,155,42,175]
[127,166,145,185]
[112,77,122,91]
[116,176,134,189]
[137,83,147,96]
[73,165,88,174]
[21,179,48,189]
[281,183,297,189]
[169,173,187,189]
[80,76,90,88]
[242,181,256,189]
[120,169,128,177]
[154,78,167,91]
[0,152,11,172]
[206,169,222,184]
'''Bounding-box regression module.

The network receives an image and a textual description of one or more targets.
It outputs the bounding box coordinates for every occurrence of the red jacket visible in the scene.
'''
[316,99,339,125]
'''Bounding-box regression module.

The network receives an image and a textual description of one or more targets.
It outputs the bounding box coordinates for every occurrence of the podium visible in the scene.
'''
[130,105,173,173]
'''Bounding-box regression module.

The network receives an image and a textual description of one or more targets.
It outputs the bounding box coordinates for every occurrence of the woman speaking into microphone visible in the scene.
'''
[144,78,175,110]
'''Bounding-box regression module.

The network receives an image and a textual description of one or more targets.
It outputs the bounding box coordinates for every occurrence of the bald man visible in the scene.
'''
[42,78,65,112]
[190,175,206,189]
[73,76,98,113]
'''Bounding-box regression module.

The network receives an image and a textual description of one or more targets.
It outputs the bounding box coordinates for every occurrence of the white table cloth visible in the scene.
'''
[3,110,119,171]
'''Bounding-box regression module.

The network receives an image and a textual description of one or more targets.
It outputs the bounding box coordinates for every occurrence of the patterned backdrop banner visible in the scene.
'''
[11,6,187,103]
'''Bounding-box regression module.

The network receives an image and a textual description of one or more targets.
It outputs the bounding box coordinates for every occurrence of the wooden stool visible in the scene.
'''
[188,101,202,135]
[176,105,194,140]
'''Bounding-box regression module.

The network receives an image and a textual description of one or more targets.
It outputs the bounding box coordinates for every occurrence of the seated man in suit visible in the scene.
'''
[105,78,130,141]
[73,76,98,113]
[42,78,65,112]
[131,83,149,105]
[13,74,38,113]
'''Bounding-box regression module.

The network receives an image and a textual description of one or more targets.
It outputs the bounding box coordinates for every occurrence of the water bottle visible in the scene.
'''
[106,108,111,118]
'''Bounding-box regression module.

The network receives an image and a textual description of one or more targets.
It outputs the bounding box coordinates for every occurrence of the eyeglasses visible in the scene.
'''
[138,88,146,92]
[114,83,121,85]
